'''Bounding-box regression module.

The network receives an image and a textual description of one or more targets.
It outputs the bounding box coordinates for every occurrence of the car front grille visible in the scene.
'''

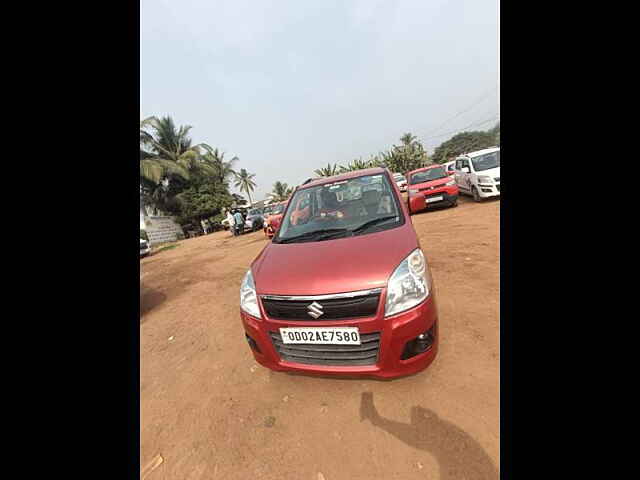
[140,242,148,250]
[269,331,381,366]
[424,191,447,201]
[261,291,381,321]
[419,184,447,192]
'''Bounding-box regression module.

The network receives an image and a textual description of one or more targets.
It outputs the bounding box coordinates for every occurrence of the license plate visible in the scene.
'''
[426,195,443,203]
[279,327,360,345]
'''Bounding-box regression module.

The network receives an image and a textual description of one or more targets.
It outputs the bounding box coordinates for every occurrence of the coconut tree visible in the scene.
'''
[269,181,294,202]
[234,168,257,205]
[199,145,238,185]
[314,163,340,177]
[339,158,373,173]
[139,115,212,184]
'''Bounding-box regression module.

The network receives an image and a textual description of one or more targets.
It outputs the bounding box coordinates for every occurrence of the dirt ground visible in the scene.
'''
[140,195,500,480]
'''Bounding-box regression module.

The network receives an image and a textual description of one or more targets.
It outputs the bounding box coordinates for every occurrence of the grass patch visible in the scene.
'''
[153,243,179,254]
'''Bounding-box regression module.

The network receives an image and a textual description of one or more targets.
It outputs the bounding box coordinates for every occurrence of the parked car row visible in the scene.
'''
[407,146,500,214]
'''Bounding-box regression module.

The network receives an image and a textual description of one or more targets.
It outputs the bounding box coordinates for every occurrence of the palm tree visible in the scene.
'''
[199,145,238,185]
[234,168,257,205]
[387,132,429,174]
[314,163,340,177]
[339,158,373,173]
[269,181,294,202]
[139,116,205,183]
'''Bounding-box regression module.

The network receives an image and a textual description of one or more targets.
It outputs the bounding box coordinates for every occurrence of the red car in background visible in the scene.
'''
[240,167,439,379]
[407,164,459,214]
[263,201,287,239]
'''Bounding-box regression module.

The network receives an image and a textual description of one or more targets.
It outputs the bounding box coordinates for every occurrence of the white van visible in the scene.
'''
[453,147,500,202]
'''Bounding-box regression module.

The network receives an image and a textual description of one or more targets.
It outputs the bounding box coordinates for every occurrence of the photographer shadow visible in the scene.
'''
[360,392,498,480]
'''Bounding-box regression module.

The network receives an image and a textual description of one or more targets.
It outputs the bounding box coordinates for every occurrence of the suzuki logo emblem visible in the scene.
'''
[307,301,324,319]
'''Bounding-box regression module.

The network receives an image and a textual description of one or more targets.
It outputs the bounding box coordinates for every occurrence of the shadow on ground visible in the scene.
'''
[360,392,498,480]
[140,285,167,320]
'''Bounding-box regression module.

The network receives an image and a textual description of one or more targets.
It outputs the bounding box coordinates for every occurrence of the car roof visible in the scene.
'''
[458,146,500,158]
[299,167,388,190]
[406,164,446,176]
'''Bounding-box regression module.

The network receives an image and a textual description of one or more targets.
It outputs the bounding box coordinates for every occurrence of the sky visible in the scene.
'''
[141,0,499,202]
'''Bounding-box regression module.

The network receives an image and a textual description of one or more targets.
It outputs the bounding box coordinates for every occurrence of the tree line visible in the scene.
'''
[140,115,499,229]
[313,124,500,178]
[140,116,257,228]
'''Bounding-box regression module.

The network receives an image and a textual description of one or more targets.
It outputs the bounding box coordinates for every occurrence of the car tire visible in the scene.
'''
[472,187,481,202]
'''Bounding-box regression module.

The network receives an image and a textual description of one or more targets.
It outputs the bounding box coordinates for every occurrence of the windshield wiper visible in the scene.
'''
[350,216,398,235]
[276,228,350,244]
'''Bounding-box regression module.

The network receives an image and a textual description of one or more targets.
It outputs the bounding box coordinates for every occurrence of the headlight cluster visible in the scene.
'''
[385,248,431,317]
[240,269,262,318]
[445,179,456,186]
[477,175,493,184]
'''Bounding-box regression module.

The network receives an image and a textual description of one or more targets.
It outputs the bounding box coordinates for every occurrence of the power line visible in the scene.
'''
[423,86,498,137]
[423,115,500,141]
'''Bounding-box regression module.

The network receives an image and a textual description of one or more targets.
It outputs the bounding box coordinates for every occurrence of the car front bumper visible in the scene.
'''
[409,185,459,213]
[477,183,500,198]
[240,293,438,379]
[140,247,151,257]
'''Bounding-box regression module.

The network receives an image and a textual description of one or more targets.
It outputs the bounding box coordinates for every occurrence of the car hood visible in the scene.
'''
[252,224,418,295]
[474,166,500,177]
[410,177,451,190]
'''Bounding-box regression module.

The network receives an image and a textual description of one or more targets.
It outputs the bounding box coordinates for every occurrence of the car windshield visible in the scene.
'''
[274,173,403,244]
[471,151,500,171]
[393,174,405,181]
[409,167,448,184]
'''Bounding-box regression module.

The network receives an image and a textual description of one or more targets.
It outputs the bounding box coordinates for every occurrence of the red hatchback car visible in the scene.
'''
[263,201,286,239]
[407,164,459,214]
[240,168,439,379]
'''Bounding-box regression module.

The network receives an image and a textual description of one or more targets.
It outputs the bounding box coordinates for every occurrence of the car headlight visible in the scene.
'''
[445,179,456,186]
[385,248,431,317]
[240,269,262,318]
[477,175,493,183]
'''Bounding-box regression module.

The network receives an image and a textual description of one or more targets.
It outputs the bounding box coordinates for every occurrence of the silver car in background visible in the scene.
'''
[393,172,408,192]
[140,238,151,258]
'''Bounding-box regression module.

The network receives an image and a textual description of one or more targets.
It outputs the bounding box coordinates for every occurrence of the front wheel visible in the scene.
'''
[472,187,481,202]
